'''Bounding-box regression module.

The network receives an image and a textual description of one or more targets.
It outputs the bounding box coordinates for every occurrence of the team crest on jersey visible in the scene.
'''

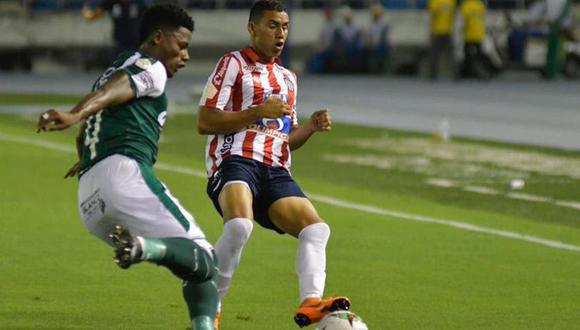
[136,58,152,70]
[248,115,291,140]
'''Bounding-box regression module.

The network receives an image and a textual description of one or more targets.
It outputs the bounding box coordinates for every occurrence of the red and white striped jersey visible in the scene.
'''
[199,46,299,177]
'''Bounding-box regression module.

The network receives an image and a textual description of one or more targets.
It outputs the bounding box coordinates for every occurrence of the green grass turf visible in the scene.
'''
[1,111,579,329]
[0,93,82,106]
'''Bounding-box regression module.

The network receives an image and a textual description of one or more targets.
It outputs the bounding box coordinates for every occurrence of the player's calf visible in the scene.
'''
[109,225,217,283]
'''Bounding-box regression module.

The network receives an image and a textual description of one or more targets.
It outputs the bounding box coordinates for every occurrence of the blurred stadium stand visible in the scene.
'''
[0,0,566,73]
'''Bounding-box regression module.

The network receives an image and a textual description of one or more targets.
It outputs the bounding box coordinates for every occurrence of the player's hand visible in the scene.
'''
[256,96,292,119]
[37,109,81,133]
[64,161,81,179]
[309,109,332,132]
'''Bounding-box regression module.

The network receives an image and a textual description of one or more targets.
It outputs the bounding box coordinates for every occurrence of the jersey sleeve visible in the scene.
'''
[122,59,167,98]
[199,54,240,110]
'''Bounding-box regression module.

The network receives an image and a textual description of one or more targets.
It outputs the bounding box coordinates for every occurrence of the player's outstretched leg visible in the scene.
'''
[110,225,216,281]
[110,225,218,329]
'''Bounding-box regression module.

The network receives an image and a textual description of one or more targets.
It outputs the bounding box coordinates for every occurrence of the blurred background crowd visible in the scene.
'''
[1,0,579,81]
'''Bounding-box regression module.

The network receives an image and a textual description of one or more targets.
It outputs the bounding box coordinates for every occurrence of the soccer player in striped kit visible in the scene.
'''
[197,1,350,328]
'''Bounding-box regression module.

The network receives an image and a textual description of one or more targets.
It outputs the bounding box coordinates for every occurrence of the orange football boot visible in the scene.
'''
[294,296,351,327]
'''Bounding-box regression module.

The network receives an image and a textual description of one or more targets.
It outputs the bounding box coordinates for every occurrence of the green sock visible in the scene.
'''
[192,315,214,330]
[184,276,219,329]
[139,238,167,262]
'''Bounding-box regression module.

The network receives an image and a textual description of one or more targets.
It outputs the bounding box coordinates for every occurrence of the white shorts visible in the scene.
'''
[78,154,207,247]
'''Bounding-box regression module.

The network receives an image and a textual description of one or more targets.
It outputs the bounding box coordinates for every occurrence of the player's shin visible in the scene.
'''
[214,218,253,302]
[183,275,219,330]
[140,237,216,282]
[296,222,330,303]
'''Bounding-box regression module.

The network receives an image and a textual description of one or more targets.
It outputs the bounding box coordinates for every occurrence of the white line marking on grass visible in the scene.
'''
[426,178,457,188]
[0,132,76,153]
[507,193,551,203]
[554,200,580,211]
[2,131,580,253]
[308,193,580,253]
[463,185,499,195]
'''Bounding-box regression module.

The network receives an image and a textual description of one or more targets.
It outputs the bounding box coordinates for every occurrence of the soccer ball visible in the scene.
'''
[316,311,369,330]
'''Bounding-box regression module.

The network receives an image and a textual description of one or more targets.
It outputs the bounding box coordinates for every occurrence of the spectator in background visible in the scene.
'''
[337,5,364,72]
[459,0,491,79]
[82,0,149,59]
[428,0,456,80]
[306,6,340,73]
[528,0,573,79]
[367,4,389,74]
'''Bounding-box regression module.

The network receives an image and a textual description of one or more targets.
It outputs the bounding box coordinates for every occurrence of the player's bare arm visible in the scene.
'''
[197,96,291,135]
[63,123,87,179]
[289,109,332,150]
[36,72,134,132]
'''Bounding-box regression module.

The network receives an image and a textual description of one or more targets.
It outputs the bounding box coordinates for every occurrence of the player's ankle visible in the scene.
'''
[138,237,167,262]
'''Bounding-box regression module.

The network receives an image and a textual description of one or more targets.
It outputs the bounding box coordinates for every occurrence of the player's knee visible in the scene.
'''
[181,248,217,283]
[224,217,253,247]
[299,222,331,243]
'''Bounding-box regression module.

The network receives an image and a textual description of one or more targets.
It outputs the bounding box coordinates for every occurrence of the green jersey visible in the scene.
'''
[79,51,168,176]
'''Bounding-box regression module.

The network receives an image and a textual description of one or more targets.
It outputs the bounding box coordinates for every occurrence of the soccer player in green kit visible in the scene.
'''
[36,5,218,330]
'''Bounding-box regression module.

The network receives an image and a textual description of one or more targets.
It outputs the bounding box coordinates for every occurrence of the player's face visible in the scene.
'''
[249,10,289,61]
[158,27,191,78]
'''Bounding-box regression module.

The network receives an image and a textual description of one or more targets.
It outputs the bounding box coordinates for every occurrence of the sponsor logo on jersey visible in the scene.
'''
[212,56,230,87]
[134,71,154,93]
[247,120,290,141]
[219,134,234,154]
[135,58,152,70]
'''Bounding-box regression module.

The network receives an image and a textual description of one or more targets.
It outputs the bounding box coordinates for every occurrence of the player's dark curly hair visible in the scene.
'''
[249,0,287,23]
[139,4,194,44]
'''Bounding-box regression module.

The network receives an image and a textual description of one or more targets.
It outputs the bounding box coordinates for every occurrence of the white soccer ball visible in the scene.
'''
[316,311,369,330]
[508,179,525,190]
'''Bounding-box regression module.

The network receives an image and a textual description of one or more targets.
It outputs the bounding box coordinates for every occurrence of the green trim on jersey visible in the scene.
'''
[79,51,168,176]
[138,163,191,232]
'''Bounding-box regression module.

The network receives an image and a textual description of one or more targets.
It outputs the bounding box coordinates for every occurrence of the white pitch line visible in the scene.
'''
[2,131,580,253]
[507,192,551,203]
[463,185,500,195]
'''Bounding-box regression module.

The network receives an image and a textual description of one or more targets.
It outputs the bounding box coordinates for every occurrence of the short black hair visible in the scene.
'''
[249,0,287,23]
[139,4,194,44]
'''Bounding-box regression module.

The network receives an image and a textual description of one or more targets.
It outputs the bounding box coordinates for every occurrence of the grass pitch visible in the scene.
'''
[1,97,579,329]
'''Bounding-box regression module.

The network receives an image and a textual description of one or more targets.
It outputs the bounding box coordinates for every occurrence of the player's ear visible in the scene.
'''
[151,29,164,45]
[248,21,256,38]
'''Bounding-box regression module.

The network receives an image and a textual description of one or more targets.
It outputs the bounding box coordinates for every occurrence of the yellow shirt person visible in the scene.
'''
[429,0,456,36]
[461,0,486,43]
